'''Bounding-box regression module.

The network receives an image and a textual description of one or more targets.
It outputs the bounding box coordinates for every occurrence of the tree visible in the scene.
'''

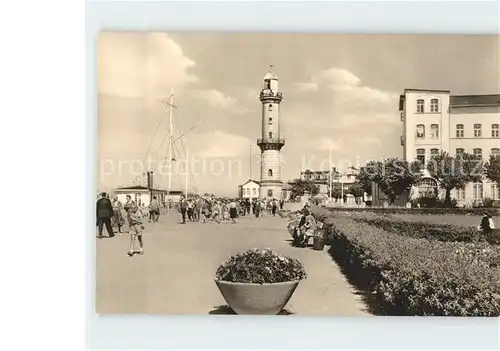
[329,183,342,200]
[348,182,365,198]
[356,161,384,195]
[427,151,483,205]
[484,155,500,186]
[377,158,421,205]
[290,179,319,199]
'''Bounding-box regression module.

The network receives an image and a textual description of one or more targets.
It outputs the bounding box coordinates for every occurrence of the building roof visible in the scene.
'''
[450,94,500,107]
[263,66,278,80]
[114,185,183,194]
[282,183,293,190]
[404,88,451,94]
[241,179,260,186]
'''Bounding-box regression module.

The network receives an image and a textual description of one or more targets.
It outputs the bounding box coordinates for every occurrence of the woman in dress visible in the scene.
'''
[229,199,238,224]
[222,201,230,223]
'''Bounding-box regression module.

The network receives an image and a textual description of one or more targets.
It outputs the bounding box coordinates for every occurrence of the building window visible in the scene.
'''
[416,148,426,165]
[269,104,273,111]
[268,117,273,124]
[430,148,439,159]
[268,132,272,139]
[268,169,273,177]
[264,80,271,90]
[491,183,500,200]
[430,98,439,112]
[246,188,250,195]
[416,99,424,113]
[456,187,466,201]
[456,148,465,157]
[253,188,257,195]
[316,173,321,180]
[474,124,482,138]
[473,182,483,200]
[492,124,499,138]
[267,189,273,197]
[416,124,425,139]
[491,148,500,157]
[456,124,464,138]
[473,148,483,159]
[430,124,439,139]
[418,178,437,197]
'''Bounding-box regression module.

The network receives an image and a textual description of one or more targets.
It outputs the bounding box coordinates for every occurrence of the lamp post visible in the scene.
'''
[340,174,344,206]
[329,146,332,201]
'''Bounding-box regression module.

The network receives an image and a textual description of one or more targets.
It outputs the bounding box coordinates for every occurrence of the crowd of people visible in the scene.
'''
[96,192,287,256]
[176,196,286,224]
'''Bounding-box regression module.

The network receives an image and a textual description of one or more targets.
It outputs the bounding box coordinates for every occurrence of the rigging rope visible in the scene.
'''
[142,99,169,167]
[174,113,198,193]
[172,140,198,194]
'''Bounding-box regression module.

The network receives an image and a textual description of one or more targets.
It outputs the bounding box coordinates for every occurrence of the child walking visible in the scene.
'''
[127,206,144,257]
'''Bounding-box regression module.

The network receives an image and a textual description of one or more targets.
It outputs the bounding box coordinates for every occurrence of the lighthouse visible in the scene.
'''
[257,65,285,199]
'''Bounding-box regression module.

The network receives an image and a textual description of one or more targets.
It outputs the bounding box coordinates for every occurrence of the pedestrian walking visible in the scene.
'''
[254,200,260,218]
[126,205,144,256]
[229,200,238,223]
[150,196,160,222]
[112,196,124,234]
[179,195,187,224]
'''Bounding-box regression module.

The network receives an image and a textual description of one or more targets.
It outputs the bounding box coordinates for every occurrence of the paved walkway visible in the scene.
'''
[95,210,369,315]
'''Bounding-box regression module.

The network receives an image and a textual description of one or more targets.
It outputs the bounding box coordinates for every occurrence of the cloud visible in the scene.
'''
[317,137,343,151]
[311,68,361,89]
[293,82,319,92]
[194,131,252,158]
[196,89,238,109]
[355,135,381,145]
[288,67,399,131]
[98,32,198,99]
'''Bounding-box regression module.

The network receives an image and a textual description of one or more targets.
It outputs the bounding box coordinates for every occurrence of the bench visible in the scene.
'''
[301,221,324,247]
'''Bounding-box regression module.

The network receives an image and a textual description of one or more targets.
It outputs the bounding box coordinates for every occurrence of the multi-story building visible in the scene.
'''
[400,89,500,205]
[297,167,359,195]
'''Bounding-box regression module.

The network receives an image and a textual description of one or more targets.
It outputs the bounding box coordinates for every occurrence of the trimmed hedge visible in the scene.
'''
[337,211,500,245]
[324,206,500,216]
[313,207,500,316]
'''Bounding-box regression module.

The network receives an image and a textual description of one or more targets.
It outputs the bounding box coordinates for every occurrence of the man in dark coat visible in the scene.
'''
[96,192,114,238]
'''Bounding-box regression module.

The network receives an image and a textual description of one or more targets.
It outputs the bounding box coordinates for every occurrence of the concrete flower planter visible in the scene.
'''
[214,279,299,315]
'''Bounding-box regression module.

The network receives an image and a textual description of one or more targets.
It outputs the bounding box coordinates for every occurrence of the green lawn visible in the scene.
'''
[391,213,499,228]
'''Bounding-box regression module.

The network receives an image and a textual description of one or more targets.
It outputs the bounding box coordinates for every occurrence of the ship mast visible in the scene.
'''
[166,88,174,212]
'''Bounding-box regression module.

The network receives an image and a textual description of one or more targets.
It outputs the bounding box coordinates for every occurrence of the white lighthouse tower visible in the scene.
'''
[257,65,285,199]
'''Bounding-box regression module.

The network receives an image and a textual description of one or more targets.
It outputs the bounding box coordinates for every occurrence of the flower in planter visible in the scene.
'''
[215,248,307,284]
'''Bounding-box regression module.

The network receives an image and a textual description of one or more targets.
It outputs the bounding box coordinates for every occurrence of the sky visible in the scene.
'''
[97,32,499,196]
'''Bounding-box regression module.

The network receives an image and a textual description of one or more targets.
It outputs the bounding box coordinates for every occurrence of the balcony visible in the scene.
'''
[259,90,283,101]
[257,137,285,150]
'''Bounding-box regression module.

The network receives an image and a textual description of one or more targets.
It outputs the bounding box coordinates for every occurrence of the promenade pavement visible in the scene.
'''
[95,208,369,316]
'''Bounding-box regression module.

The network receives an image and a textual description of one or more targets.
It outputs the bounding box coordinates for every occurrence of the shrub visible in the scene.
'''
[317,210,500,316]
[215,248,307,284]
[326,210,499,245]
[323,206,500,216]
